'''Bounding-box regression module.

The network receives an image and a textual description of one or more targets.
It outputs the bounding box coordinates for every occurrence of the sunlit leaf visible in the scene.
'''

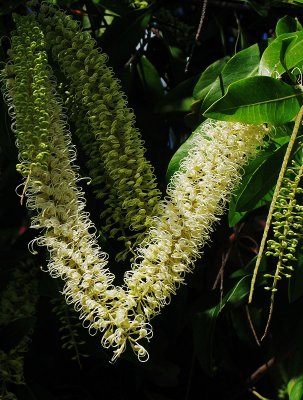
[166,132,197,182]
[276,15,302,36]
[259,31,301,76]
[204,76,302,124]
[166,119,211,181]
[200,44,261,114]
[287,375,303,400]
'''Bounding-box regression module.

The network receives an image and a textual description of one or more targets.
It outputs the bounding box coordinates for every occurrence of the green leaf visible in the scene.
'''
[137,56,163,101]
[287,375,303,400]
[166,132,198,182]
[166,119,212,182]
[156,75,199,114]
[232,144,289,212]
[200,44,261,114]
[193,56,229,100]
[276,15,302,36]
[228,191,272,227]
[204,76,302,124]
[284,33,303,72]
[259,32,301,76]
[231,134,303,215]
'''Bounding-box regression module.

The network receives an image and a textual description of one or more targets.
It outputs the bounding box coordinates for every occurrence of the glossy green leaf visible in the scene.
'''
[276,15,302,36]
[284,33,303,71]
[232,144,289,212]
[232,133,303,215]
[166,133,198,182]
[287,375,303,400]
[204,76,302,124]
[137,56,163,101]
[228,191,272,227]
[166,119,212,182]
[193,56,229,100]
[259,32,300,76]
[200,44,261,114]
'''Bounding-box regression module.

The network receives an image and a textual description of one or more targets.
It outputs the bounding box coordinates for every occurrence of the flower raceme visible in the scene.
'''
[125,120,266,322]
[3,13,50,179]
[37,4,162,261]
[2,10,267,362]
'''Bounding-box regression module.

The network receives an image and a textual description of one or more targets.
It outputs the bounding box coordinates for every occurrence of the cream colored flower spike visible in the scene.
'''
[2,11,267,363]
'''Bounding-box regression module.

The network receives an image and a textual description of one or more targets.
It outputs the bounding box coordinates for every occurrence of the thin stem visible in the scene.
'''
[249,105,303,304]
[185,0,208,73]
[245,305,261,347]
[250,389,272,400]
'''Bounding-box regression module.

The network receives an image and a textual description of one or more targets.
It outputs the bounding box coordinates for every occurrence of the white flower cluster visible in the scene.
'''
[125,120,266,323]
[3,12,268,363]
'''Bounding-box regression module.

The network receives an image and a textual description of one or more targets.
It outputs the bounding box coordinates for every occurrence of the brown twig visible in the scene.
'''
[245,305,261,347]
[185,0,208,73]
[247,356,275,385]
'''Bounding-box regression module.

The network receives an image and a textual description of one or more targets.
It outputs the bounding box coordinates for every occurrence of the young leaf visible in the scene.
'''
[200,43,261,114]
[287,375,303,400]
[284,33,303,72]
[276,15,302,36]
[259,31,301,76]
[193,56,229,100]
[204,76,302,124]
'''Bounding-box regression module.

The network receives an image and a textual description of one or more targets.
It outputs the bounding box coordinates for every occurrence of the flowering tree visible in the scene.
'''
[1,1,303,399]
